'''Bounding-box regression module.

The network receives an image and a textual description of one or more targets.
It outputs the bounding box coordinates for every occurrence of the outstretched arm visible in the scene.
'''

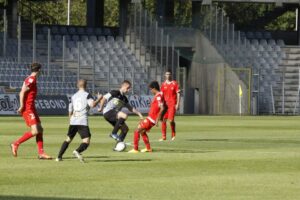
[132,108,143,120]
[90,93,103,108]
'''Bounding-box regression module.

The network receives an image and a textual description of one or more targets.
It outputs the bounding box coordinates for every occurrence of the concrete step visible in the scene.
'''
[281,59,300,65]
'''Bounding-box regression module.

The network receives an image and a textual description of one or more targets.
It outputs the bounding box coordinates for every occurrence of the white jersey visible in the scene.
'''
[69,90,94,126]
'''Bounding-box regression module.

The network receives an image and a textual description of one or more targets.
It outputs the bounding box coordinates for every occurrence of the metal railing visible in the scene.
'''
[127,3,180,82]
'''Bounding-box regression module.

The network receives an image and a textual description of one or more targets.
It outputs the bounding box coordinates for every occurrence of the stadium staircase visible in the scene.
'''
[126,28,159,82]
[274,46,300,114]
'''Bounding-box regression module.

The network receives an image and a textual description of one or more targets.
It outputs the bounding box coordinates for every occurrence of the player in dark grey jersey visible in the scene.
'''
[98,80,143,142]
[56,79,102,162]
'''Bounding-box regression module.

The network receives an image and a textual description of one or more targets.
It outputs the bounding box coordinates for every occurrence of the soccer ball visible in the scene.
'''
[114,142,126,152]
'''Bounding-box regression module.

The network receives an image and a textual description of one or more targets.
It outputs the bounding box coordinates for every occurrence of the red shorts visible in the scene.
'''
[22,110,41,127]
[138,118,155,132]
[163,104,176,121]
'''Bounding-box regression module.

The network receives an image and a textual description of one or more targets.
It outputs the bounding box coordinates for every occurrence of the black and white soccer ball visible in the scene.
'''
[114,142,126,152]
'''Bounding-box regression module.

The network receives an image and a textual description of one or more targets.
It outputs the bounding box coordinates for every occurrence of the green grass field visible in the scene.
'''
[1,116,300,200]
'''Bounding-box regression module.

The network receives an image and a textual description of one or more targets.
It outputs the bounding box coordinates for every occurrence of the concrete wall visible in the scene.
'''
[187,31,248,115]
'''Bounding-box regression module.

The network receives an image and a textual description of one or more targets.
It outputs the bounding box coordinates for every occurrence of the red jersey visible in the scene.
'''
[23,75,37,112]
[161,80,180,105]
[147,92,164,124]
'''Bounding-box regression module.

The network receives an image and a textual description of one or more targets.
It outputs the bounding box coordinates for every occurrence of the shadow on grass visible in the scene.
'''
[187,138,300,144]
[187,139,229,142]
[63,156,110,160]
[155,148,216,154]
[0,196,117,200]
[21,156,110,161]
[94,159,152,163]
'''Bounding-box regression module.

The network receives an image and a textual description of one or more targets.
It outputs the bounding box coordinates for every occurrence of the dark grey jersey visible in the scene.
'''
[103,90,133,114]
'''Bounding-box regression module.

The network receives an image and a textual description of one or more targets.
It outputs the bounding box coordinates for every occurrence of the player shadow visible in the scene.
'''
[63,155,110,160]
[186,139,229,142]
[93,159,152,163]
[0,196,118,200]
[187,138,300,144]
[155,148,217,154]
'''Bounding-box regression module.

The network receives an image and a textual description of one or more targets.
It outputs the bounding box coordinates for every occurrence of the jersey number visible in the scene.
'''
[29,113,35,120]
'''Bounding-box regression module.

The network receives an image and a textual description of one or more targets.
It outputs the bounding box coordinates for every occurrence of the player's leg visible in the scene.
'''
[140,119,153,152]
[73,126,91,163]
[168,106,177,140]
[128,127,144,153]
[110,111,127,138]
[56,125,77,161]
[160,106,168,141]
[104,110,120,140]
[11,112,39,157]
[118,123,129,142]
[35,123,52,159]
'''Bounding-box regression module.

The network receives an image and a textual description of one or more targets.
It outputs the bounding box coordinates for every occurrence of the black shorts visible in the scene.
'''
[104,110,118,126]
[67,125,91,139]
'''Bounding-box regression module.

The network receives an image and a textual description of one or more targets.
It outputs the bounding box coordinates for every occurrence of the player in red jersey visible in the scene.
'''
[10,63,52,159]
[159,70,180,141]
[128,81,164,153]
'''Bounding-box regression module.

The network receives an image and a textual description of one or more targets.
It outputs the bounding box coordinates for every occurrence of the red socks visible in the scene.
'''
[14,131,34,146]
[133,130,140,150]
[36,133,44,155]
[161,121,167,139]
[141,133,151,150]
[133,130,151,150]
[170,122,176,137]
[14,132,44,154]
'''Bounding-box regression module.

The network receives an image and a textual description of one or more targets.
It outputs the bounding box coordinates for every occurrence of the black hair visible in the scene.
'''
[149,81,160,91]
[122,80,132,87]
[31,63,42,72]
[165,69,172,74]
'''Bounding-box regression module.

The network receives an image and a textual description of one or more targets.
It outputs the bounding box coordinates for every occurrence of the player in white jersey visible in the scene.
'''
[56,79,102,162]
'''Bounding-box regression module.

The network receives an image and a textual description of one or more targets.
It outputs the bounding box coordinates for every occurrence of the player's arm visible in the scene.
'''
[133,108,143,120]
[176,92,181,110]
[17,83,30,113]
[156,103,165,127]
[68,102,73,118]
[175,83,181,111]
[98,92,110,112]
[126,104,143,120]
[89,93,103,108]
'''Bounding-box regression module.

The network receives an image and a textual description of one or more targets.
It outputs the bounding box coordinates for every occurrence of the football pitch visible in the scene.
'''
[1,115,300,200]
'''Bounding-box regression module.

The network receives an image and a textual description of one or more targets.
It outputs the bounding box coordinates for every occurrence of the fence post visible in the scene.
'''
[232,24,235,47]
[108,54,111,91]
[3,9,7,57]
[155,22,158,78]
[62,36,65,82]
[77,42,80,81]
[282,68,285,114]
[270,85,275,114]
[47,28,51,76]
[171,42,175,78]
[226,17,229,46]
[220,9,224,47]
[215,8,218,44]
[32,23,36,62]
[17,16,21,63]
[92,47,95,94]
[209,5,212,40]
[160,29,164,79]
[166,35,169,72]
